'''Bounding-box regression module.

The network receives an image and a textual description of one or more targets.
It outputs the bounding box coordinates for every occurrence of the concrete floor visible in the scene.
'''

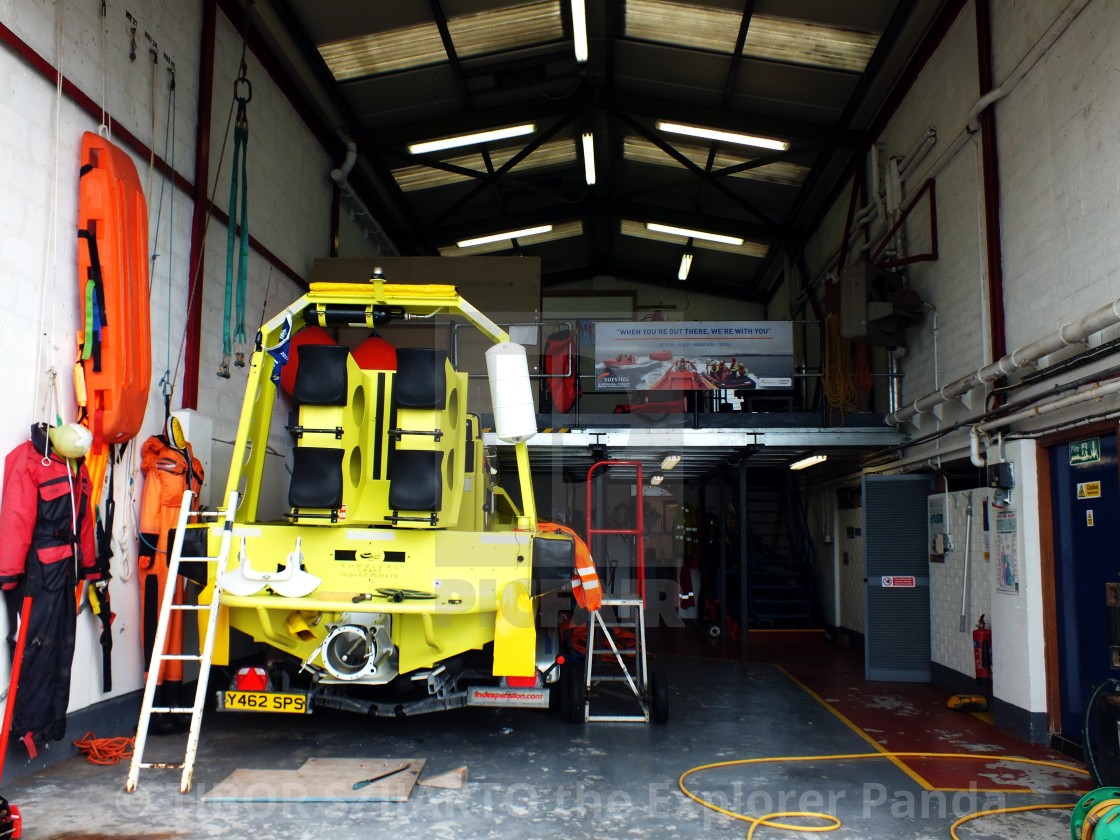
[5,635,1084,839]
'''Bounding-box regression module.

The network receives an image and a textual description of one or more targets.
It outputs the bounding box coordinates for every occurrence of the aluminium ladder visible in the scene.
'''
[582,596,650,722]
[580,460,652,722]
[126,490,239,794]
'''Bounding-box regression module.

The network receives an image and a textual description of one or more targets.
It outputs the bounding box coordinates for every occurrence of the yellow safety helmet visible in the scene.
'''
[48,423,93,458]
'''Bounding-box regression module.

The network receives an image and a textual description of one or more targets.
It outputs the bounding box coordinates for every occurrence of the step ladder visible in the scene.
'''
[126,490,239,794]
[582,596,650,722]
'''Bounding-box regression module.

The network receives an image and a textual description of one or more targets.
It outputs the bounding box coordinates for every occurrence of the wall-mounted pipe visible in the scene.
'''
[969,378,1120,466]
[889,294,1120,426]
[968,0,1094,129]
[329,132,399,256]
[889,0,1101,428]
[899,127,937,181]
[959,493,972,632]
[183,0,217,410]
[330,134,358,183]
[975,0,1007,370]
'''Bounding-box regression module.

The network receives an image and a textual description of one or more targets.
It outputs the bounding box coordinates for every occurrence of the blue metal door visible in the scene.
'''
[1050,433,1120,736]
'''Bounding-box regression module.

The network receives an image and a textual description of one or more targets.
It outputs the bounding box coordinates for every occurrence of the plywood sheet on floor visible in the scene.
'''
[202,757,425,802]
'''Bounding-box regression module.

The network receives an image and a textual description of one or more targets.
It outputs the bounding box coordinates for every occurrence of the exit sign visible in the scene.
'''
[1070,438,1101,466]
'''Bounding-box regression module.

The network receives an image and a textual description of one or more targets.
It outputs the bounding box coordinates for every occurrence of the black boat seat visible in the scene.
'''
[292,344,349,406]
[288,447,344,509]
[388,450,444,512]
[393,348,447,409]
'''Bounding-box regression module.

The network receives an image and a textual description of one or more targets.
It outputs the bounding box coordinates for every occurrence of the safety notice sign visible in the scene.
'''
[881,576,916,588]
[1077,481,1102,499]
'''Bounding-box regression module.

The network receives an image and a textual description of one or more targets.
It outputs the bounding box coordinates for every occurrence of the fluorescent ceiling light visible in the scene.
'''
[458,225,553,249]
[622,220,769,258]
[409,124,535,155]
[393,139,576,192]
[442,221,583,255]
[790,454,827,471]
[677,253,693,281]
[650,473,664,486]
[657,121,789,152]
[622,136,808,187]
[660,453,681,471]
[581,132,596,185]
[571,0,589,61]
[646,222,742,246]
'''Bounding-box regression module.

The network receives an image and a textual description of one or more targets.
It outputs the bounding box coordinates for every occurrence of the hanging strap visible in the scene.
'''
[233,108,249,358]
[76,157,108,374]
[220,66,252,378]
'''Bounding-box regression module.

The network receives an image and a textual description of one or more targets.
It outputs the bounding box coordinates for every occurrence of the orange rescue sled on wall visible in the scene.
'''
[76,131,151,448]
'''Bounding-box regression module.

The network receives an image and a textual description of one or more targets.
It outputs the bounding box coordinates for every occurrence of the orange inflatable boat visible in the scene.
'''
[76,131,151,449]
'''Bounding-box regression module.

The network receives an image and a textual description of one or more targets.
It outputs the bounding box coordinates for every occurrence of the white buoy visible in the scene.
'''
[485,342,537,443]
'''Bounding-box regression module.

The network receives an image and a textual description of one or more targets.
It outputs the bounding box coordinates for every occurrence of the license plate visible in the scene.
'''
[221,690,309,713]
[466,686,549,708]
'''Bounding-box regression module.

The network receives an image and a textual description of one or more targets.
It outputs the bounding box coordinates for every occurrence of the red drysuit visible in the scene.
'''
[0,424,101,745]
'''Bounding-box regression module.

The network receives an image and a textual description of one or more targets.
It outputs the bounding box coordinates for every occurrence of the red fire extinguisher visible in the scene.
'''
[973,614,992,681]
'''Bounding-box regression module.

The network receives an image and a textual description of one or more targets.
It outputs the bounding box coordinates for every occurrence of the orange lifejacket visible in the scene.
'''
[138,435,204,684]
[536,522,602,611]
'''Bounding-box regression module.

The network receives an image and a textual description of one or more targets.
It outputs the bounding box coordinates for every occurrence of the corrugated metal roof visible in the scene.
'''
[275,0,941,300]
[744,15,879,73]
[318,23,445,80]
[447,0,565,58]
[624,0,741,54]
[625,0,880,72]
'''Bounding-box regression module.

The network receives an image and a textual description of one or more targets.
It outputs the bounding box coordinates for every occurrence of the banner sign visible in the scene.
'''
[593,321,794,391]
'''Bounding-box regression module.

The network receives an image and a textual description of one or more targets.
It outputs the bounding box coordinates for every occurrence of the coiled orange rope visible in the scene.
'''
[73,731,134,765]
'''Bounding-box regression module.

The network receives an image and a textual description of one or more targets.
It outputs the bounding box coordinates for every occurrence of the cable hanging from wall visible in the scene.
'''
[149,59,177,424]
[31,0,67,429]
[822,313,856,426]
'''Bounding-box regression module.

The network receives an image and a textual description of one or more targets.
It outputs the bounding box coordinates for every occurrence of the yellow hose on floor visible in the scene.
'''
[678,751,1086,840]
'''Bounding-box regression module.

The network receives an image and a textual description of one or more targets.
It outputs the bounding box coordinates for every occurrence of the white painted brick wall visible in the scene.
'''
[0,0,343,717]
[784,1,1120,720]
[929,489,996,678]
[997,0,1120,351]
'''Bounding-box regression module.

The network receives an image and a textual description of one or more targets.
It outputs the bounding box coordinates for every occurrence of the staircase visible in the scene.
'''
[744,470,816,628]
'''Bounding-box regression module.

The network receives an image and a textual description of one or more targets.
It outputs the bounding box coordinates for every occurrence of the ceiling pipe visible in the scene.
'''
[889,294,1120,427]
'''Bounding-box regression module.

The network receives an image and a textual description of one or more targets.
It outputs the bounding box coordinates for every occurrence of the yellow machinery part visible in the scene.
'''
[493,580,536,677]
